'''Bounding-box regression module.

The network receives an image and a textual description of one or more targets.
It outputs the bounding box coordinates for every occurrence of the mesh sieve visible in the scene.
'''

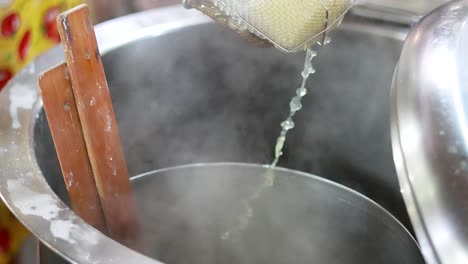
[184,0,355,52]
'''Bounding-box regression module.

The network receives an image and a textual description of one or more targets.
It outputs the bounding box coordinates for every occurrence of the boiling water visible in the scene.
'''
[221,47,319,240]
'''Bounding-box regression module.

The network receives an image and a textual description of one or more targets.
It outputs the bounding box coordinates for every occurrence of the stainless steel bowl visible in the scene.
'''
[0,5,420,263]
[391,0,468,263]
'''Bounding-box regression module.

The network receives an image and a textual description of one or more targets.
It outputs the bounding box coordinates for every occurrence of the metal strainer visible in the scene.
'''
[183,0,355,52]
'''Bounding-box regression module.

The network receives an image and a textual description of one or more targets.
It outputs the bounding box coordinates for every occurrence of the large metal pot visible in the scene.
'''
[0,5,422,263]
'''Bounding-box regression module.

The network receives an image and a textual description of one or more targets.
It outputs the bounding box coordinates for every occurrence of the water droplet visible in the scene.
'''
[296,87,307,96]
[63,102,70,112]
[281,120,295,130]
[290,97,302,112]
[307,49,318,58]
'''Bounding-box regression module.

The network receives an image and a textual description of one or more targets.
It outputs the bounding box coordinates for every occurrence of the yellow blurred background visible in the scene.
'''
[0,0,81,90]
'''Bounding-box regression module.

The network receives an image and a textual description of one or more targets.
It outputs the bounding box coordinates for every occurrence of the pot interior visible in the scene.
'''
[32,22,408,234]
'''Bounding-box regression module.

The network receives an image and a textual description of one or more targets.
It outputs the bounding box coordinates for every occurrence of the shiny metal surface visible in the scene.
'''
[391,1,468,263]
[131,163,424,263]
[0,4,416,264]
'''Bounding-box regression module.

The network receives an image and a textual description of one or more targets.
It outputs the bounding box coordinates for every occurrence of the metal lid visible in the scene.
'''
[391,0,468,263]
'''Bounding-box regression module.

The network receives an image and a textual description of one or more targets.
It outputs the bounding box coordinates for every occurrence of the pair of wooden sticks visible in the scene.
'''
[38,5,140,250]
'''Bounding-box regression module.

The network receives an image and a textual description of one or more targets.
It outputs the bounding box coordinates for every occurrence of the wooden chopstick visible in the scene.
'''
[38,63,107,233]
[51,4,141,249]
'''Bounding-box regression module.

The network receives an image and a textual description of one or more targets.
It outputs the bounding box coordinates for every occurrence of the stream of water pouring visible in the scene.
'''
[221,47,319,241]
[271,48,318,167]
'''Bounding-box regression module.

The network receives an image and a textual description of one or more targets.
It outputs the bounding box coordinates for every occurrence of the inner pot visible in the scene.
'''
[132,163,425,264]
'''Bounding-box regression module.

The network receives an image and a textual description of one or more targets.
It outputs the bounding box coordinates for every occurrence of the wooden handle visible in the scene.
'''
[39,63,107,233]
[56,4,141,249]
